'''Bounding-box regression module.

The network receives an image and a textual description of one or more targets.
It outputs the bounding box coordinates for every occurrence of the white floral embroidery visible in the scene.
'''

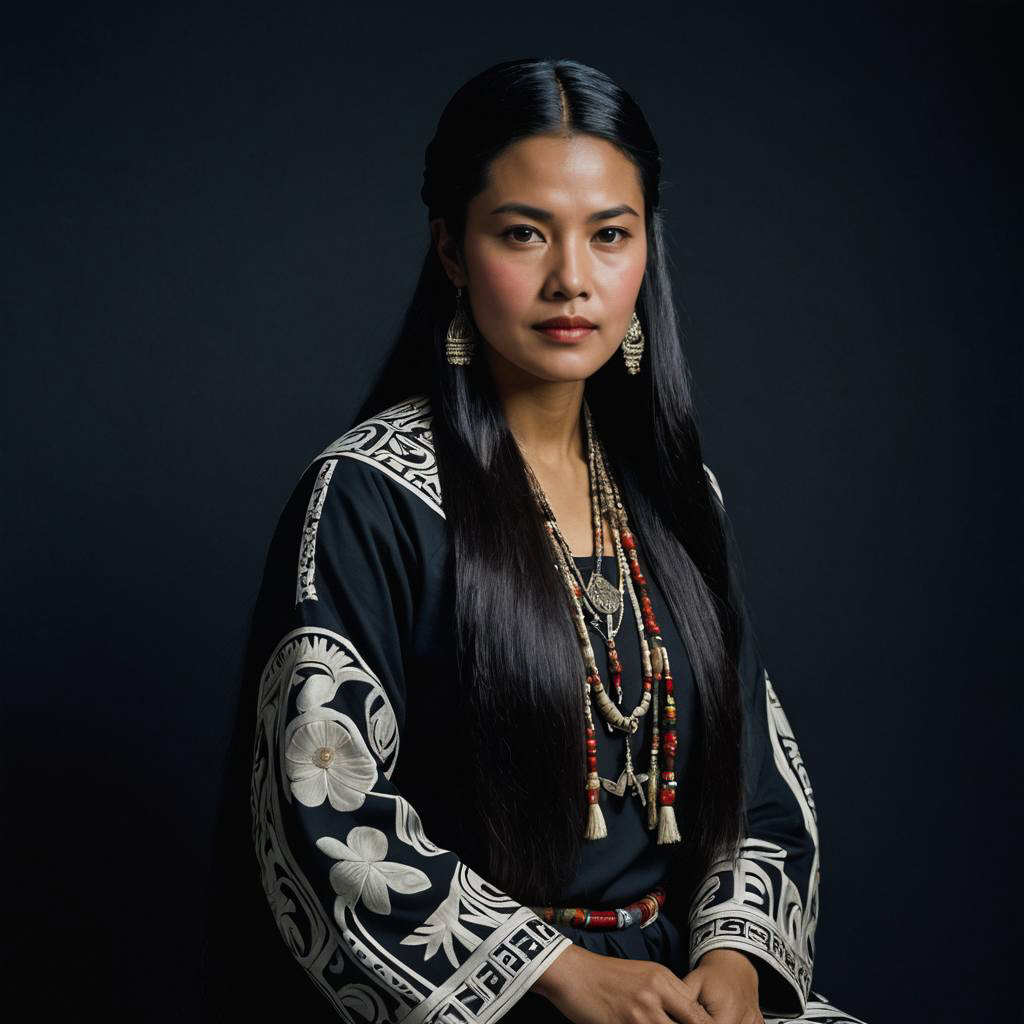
[318,825,431,916]
[283,632,401,778]
[284,714,378,811]
[256,626,574,1023]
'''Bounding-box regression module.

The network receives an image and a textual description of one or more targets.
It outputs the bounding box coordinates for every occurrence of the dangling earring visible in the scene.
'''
[445,286,475,365]
[621,311,645,374]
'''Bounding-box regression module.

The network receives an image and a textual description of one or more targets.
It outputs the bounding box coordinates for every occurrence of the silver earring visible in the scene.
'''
[445,286,475,365]
[621,311,645,374]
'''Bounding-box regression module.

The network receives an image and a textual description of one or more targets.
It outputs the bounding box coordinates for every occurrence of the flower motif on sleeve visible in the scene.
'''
[284,714,378,811]
[317,825,431,916]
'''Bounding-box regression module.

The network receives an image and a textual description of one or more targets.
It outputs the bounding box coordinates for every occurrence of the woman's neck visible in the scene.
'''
[485,350,586,469]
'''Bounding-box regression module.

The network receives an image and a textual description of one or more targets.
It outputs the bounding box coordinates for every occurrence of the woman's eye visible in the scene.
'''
[502,225,541,243]
[500,225,630,245]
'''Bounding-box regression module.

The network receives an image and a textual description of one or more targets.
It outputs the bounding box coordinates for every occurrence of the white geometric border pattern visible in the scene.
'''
[689,673,821,1013]
[765,670,820,975]
[688,838,813,1011]
[296,457,337,605]
[765,993,868,1024]
[310,395,444,520]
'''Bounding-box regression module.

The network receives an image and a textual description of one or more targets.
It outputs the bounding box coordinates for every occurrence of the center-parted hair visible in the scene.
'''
[354,57,744,904]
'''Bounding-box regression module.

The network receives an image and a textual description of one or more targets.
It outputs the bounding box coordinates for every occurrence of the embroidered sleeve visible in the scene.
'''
[251,454,571,1024]
[689,468,820,1017]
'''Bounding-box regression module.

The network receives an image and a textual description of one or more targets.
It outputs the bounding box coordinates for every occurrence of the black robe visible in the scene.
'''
[226,394,864,1024]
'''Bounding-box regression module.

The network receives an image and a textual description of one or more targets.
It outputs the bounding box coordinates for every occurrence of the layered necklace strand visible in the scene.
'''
[521,400,682,845]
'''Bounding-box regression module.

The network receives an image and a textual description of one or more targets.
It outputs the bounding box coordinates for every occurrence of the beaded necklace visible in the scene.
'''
[520,400,682,845]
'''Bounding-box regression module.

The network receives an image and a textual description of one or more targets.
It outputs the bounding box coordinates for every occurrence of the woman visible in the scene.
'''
[200,58,865,1024]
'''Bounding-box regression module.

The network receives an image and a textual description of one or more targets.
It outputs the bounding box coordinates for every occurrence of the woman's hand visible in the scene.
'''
[531,944,714,1024]
[679,948,763,1024]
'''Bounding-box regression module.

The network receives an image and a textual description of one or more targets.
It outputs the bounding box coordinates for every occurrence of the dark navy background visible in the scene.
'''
[2,3,1016,1020]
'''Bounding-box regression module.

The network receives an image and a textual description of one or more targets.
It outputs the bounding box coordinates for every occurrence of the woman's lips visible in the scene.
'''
[533,325,596,343]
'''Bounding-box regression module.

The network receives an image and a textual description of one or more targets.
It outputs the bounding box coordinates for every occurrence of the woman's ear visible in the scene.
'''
[429,216,466,288]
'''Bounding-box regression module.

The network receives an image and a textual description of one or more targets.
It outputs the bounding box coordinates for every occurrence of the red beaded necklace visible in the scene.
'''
[521,401,682,845]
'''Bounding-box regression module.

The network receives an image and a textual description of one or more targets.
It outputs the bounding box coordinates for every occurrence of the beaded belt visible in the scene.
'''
[530,885,666,930]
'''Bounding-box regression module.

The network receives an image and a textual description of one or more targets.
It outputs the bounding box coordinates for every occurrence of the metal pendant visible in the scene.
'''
[586,573,621,615]
[600,768,650,804]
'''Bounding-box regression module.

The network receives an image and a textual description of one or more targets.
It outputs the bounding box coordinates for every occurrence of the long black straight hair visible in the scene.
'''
[351,58,745,905]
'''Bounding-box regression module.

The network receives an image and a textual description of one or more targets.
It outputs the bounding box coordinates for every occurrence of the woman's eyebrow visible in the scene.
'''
[489,202,640,222]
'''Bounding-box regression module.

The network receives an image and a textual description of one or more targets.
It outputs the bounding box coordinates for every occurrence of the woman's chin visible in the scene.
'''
[480,339,613,386]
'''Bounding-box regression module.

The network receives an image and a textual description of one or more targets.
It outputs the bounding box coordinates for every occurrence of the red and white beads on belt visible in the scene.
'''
[530,884,666,930]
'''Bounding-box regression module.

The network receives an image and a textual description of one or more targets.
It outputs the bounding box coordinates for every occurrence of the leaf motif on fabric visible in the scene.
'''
[394,796,448,857]
[399,867,483,968]
[366,689,399,776]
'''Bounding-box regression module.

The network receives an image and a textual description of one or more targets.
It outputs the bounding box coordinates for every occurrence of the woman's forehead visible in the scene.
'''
[475,134,644,215]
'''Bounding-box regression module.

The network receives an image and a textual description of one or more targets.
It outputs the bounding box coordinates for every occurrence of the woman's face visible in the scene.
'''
[433,133,648,385]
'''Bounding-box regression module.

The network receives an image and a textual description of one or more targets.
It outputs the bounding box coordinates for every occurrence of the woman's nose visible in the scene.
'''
[544,238,590,300]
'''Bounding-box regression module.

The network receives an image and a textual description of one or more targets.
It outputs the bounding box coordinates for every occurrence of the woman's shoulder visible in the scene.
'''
[299,392,444,523]
[299,399,722,526]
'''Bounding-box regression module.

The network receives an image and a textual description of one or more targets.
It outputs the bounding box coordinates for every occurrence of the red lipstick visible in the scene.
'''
[533,315,597,343]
